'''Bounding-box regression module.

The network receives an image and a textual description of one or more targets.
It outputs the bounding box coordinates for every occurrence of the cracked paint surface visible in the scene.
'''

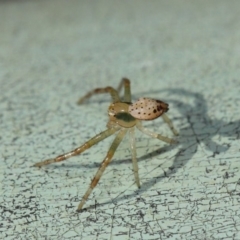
[1,0,240,240]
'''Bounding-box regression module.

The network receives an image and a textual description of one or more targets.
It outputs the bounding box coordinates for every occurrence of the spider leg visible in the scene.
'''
[117,78,131,102]
[33,127,120,167]
[136,121,177,144]
[77,128,127,211]
[162,113,179,136]
[77,86,120,104]
[129,128,140,188]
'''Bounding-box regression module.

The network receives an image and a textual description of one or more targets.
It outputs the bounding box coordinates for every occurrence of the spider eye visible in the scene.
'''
[129,97,169,120]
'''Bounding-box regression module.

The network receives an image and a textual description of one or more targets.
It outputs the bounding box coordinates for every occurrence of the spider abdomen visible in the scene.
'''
[129,97,169,120]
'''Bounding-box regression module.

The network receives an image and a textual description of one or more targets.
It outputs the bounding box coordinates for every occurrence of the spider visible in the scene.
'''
[34,78,178,212]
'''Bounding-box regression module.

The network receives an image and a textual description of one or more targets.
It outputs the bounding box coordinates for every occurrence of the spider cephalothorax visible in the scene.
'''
[34,78,178,212]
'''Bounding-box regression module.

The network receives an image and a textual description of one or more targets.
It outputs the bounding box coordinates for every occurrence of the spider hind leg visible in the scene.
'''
[129,128,140,188]
[162,113,179,136]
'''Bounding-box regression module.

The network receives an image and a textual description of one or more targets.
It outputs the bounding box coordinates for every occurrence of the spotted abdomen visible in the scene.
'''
[129,97,169,120]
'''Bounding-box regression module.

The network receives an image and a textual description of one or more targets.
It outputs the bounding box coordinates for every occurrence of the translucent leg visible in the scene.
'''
[33,127,119,167]
[162,113,179,136]
[136,121,177,144]
[129,128,140,188]
[77,86,120,104]
[117,78,131,102]
[77,128,127,211]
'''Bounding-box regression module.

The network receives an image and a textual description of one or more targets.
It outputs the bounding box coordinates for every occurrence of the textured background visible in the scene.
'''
[1,0,240,239]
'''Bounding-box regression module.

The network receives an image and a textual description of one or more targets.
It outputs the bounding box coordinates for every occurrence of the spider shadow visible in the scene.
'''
[81,87,240,210]
[134,87,239,156]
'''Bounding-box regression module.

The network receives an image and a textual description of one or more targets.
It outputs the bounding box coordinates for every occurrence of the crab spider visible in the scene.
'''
[34,78,178,212]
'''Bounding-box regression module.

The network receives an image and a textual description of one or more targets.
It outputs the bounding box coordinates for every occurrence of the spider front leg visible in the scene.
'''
[33,128,119,167]
[117,78,131,102]
[77,86,120,105]
[77,128,127,212]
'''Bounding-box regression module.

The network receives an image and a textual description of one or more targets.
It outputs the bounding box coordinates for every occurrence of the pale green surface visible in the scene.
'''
[1,0,240,239]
